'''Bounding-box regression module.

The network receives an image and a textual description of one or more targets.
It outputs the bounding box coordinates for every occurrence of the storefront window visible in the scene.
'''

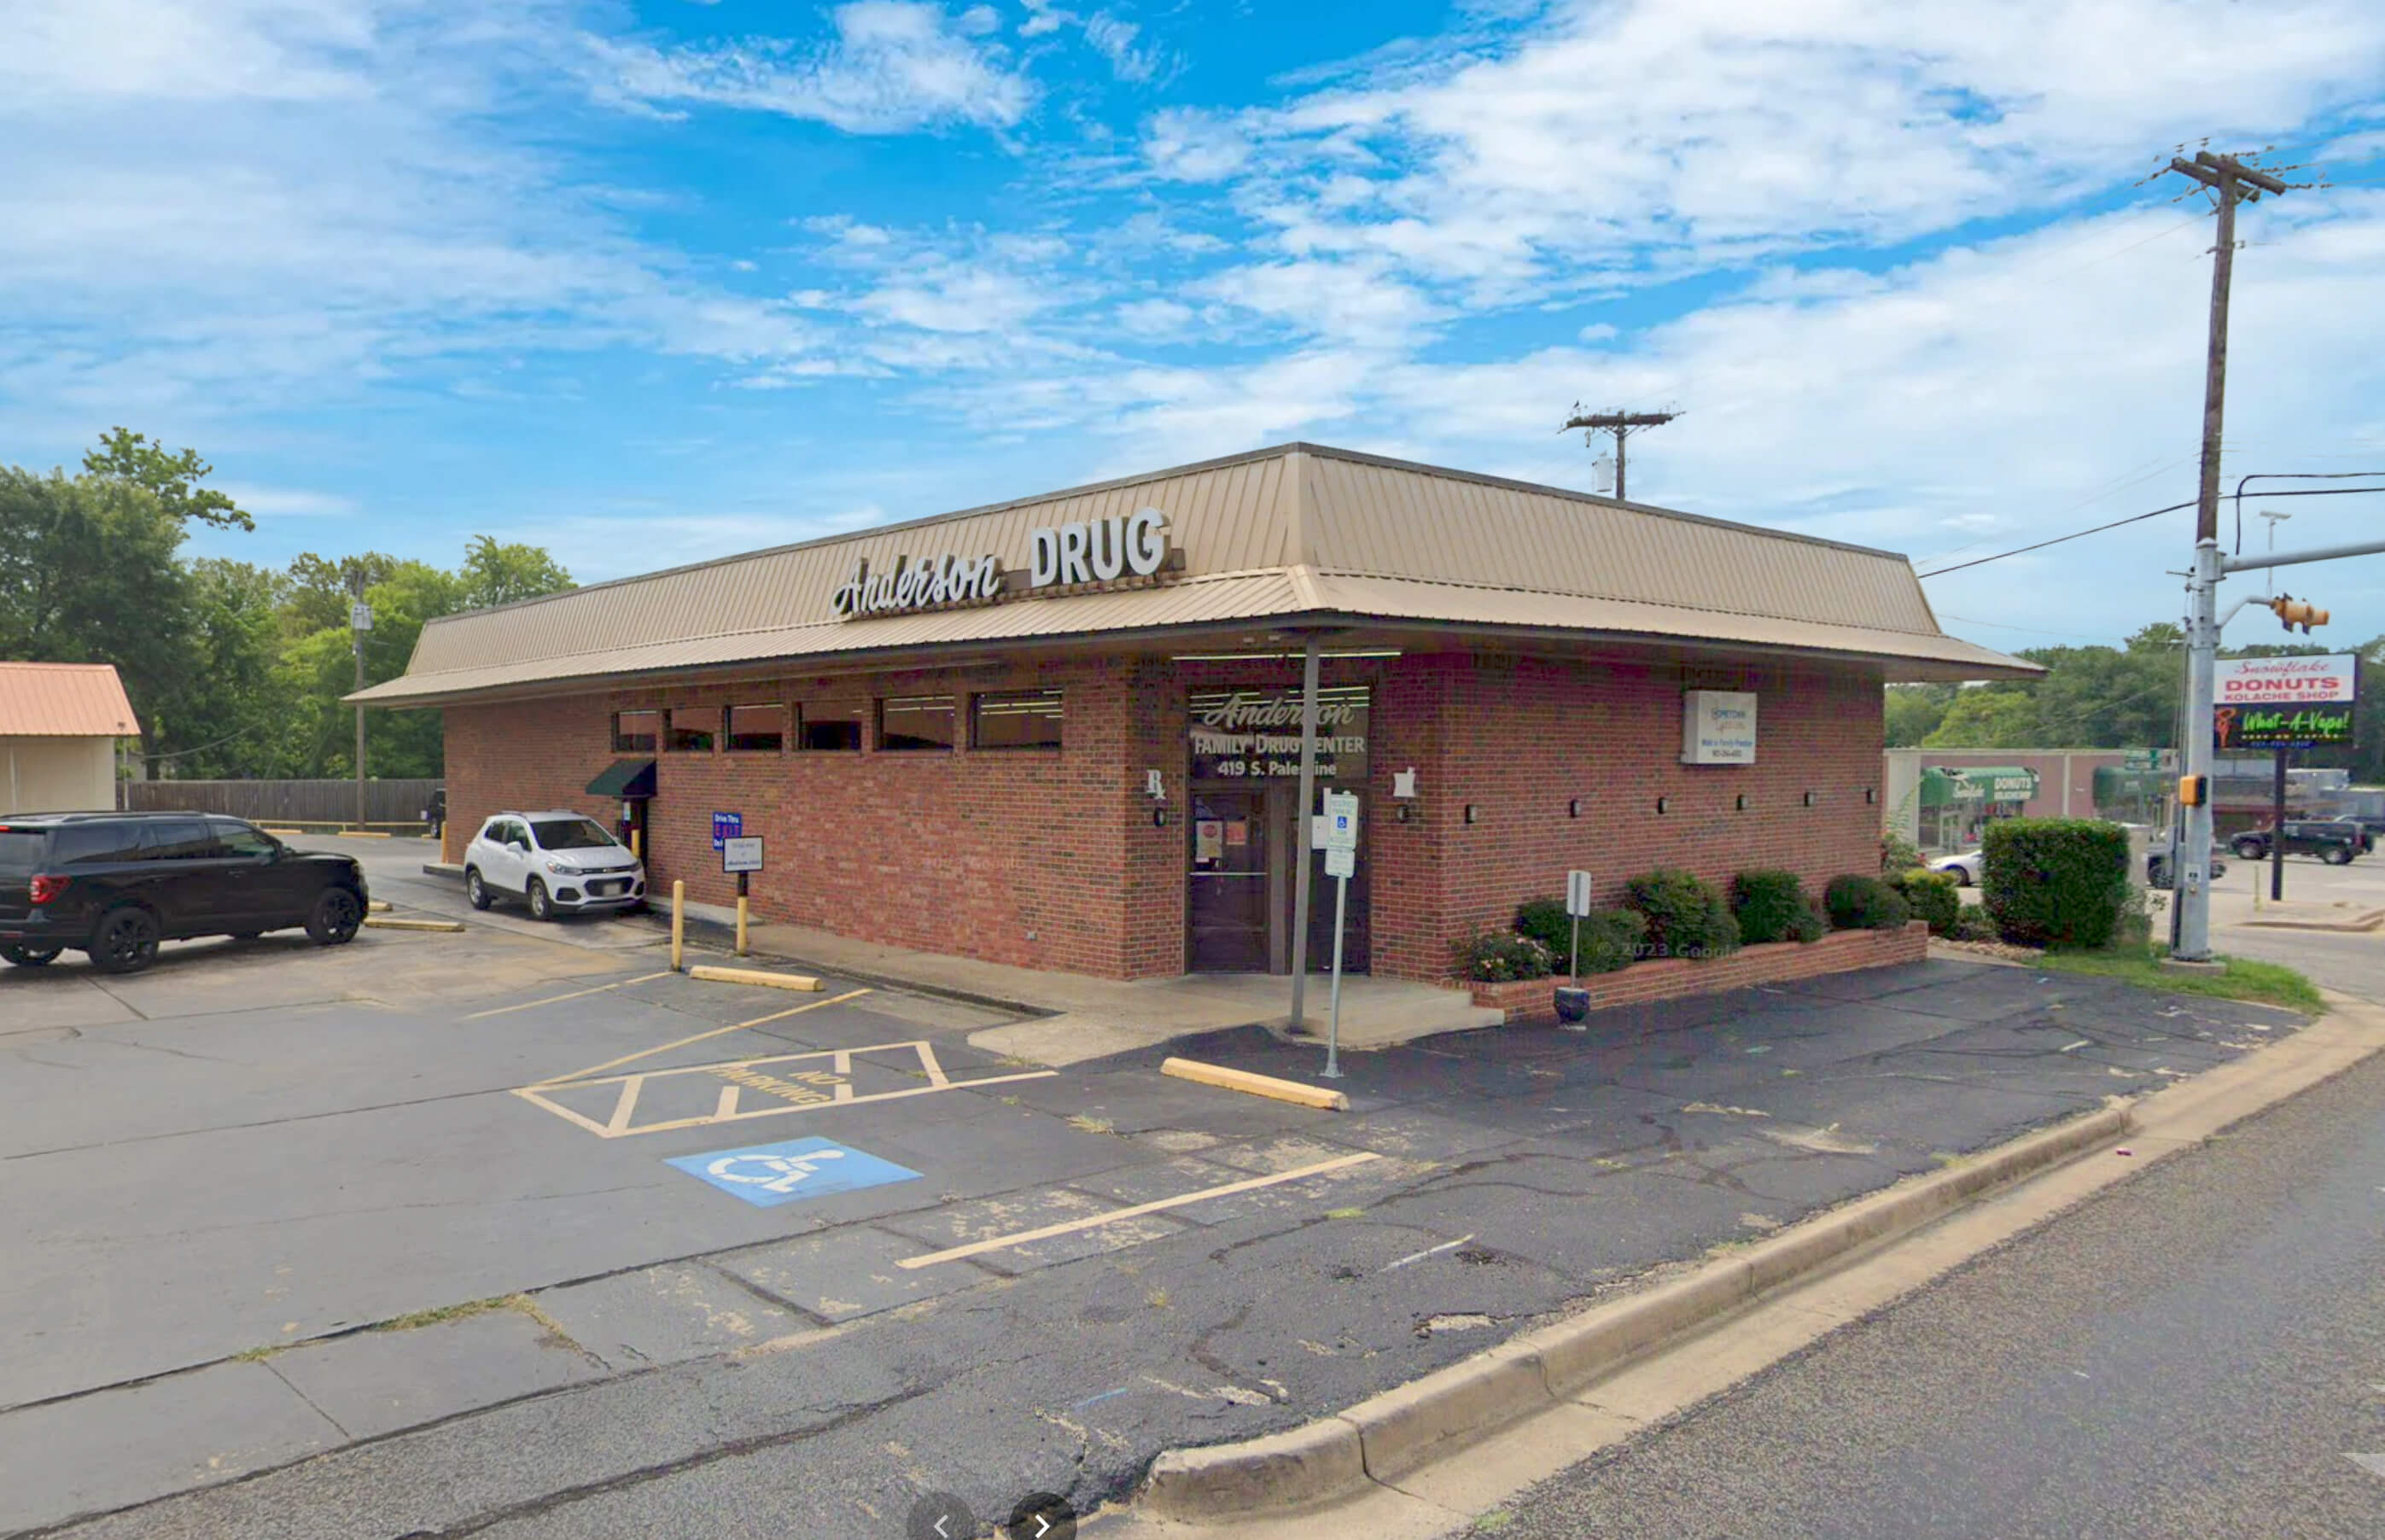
[971,689,1063,750]
[664,709,714,753]
[797,705,865,751]
[726,703,785,753]
[878,695,956,752]
[612,710,659,754]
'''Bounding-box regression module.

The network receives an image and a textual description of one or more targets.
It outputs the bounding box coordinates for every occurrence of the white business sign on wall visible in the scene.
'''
[1682,690,1758,765]
[829,508,1173,621]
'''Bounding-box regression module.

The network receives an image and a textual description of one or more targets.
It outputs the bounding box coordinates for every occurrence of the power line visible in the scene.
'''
[1917,483,2385,580]
[1916,500,2195,579]
[2232,470,2385,553]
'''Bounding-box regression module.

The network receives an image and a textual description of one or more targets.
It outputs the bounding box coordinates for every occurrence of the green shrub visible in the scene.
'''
[1951,907,2001,943]
[1824,874,1914,931]
[1622,868,1741,960]
[1514,900,1647,974]
[1451,930,1554,983]
[1786,895,1829,942]
[1982,818,2130,949]
[1887,867,1961,937]
[1729,869,1816,945]
[1880,831,1924,875]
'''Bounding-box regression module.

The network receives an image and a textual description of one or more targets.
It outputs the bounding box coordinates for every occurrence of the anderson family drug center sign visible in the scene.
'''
[829,507,1173,621]
[2213,654,2359,750]
[1188,688,1370,781]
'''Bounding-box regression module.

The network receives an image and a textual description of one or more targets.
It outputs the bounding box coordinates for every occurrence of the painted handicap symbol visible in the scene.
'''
[707,1148,845,1195]
[667,1135,922,1209]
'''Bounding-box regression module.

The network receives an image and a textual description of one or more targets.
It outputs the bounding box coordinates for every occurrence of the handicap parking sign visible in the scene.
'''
[666,1136,921,1209]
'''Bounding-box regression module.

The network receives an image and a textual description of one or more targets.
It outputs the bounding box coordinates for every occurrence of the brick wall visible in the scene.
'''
[1368,653,1886,982]
[1472,921,1930,1022]
[440,645,1887,985]
[445,656,1159,978]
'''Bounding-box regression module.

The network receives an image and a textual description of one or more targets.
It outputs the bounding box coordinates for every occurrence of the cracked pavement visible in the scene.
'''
[0,913,2309,1538]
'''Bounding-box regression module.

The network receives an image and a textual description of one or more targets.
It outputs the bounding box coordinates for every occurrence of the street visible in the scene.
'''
[1497,1025,2385,1539]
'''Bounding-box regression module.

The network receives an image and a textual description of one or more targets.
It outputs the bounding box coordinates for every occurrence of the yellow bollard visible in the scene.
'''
[631,828,642,860]
[736,894,749,957]
[671,879,685,971]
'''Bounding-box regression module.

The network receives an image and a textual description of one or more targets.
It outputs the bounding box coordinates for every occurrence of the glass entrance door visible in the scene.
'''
[1188,791,1269,971]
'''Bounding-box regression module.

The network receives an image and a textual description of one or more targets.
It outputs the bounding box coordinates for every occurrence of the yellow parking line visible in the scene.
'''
[464,971,676,1021]
[533,988,872,1087]
[895,1152,1383,1269]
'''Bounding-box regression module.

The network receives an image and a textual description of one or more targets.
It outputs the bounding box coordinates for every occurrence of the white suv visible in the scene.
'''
[464,811,646,920]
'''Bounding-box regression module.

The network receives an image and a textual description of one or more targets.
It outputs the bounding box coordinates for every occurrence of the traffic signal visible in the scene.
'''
[2178,773,2208,807]
[2266,594,2328,633]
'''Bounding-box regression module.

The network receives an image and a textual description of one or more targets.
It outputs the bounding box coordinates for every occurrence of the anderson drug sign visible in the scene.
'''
[829,508,1173,621]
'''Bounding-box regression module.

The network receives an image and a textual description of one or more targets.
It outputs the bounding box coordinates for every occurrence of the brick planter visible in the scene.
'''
[1468,920,1931,1024]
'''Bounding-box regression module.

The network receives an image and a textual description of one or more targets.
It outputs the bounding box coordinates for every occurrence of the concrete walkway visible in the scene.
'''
[416,856,1500,1066]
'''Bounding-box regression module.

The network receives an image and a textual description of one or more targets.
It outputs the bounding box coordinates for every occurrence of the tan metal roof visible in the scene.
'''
[0,662,138,736]
[357,443,2032,706]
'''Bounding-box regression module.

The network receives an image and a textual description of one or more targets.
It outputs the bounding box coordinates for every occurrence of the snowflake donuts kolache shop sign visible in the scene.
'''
[828,507,1173,621]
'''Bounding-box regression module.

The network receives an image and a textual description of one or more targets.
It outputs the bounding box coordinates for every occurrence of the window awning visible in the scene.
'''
[1925,765,2039,804]
[586,759,656,799]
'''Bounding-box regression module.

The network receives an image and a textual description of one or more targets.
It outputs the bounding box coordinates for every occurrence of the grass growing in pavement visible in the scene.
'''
[2032,945,2326,1014]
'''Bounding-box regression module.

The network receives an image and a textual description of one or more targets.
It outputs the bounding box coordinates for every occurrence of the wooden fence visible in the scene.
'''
[121,778,444,826]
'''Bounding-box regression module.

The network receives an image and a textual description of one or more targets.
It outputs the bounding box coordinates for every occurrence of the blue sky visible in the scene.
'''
[7,0,2385,653]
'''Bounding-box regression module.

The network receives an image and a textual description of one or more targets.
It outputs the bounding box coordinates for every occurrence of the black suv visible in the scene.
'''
[0,812,370,974]
[2228,820,2364,866]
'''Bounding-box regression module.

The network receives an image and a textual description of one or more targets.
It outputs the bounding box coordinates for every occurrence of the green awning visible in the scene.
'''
[586,759,656,799]
[1927,765,2039,803]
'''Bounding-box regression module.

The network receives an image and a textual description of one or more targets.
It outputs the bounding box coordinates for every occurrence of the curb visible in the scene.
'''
[685,964,825,992]
[1140,1102,2131,1519]
[1162,1057,1350,1111]
[363,916,467,934]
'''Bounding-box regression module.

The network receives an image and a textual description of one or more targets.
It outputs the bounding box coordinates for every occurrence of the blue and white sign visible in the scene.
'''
[666,1136,921,1209]
[711,810,743,851]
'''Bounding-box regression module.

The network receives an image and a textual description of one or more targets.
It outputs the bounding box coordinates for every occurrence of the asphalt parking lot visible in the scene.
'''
[0,860,2319,1539]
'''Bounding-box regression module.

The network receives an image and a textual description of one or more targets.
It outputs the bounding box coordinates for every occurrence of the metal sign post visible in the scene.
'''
[723,836,763,956]
[1565,869,1594,978]
[1320,790,1359,1080]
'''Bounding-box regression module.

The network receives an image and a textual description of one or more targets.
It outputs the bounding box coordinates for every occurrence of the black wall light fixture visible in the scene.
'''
[1803,790,1816,807]
[1568,797,1583,818]
[1864,787,1878,805]
[1463,804,1478,824]
[1735,793,1748,811]
[1655,796,1670,814]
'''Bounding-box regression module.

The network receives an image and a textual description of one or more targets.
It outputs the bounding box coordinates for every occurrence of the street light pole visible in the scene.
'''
[350,575,370,831]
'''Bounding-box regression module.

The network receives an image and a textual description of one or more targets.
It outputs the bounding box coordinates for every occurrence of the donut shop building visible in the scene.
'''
[353,443,2027,983]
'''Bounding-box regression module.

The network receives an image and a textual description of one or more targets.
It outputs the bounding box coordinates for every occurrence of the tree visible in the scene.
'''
[82,428,254,532]
[0,466,198,754]
[1885,683,1954,747]
[1921,687,2042,748]
[458,535,574,610]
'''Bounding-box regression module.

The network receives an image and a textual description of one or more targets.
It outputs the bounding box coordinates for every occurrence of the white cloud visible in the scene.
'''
[1111,298,1197,339]
[586,1,1035,133]
[0,0,827,428]
[1148,0,2385,295]
[214,481,361,517]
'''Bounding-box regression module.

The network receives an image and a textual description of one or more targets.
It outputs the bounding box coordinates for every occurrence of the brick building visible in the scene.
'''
[355,444,2030,983]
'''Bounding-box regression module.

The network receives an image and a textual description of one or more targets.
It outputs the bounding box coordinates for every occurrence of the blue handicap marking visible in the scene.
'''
[667,1136,921,1209]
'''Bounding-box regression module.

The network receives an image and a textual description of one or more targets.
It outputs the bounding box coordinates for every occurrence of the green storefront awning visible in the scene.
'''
[1922,765,2040,805]
[586,759,657,799]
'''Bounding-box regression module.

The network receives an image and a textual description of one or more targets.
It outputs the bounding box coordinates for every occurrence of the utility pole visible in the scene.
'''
[1562,407,1679,503]
[349,571,371,831]
[2163,149,2289,963]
